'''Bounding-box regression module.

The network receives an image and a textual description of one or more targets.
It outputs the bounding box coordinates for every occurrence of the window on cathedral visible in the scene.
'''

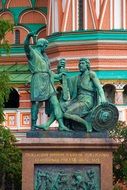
[103,84,115,104]
[123,85,127,104]
[15,29,20,44]
[4,88,19,108]
[79,0,84,30]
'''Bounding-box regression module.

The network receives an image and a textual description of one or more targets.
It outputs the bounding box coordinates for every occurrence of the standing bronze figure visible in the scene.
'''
[24,33,69,131]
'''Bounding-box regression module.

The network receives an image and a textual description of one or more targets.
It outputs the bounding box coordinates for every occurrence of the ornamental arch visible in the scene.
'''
[14,26,29,44]
[123,85,127,104]
[0,11,14,23]
[103,84,116,104]
[6,0,31,8]
[38,28,46,39]
[19,10,47,24]
[4,88,19,108]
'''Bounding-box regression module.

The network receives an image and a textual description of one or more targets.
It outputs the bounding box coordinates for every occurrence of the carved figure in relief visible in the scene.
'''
[72,171,87,190]
[34,168,98,190]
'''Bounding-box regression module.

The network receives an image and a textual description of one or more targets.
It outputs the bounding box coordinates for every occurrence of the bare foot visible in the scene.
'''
[59,125,71,131]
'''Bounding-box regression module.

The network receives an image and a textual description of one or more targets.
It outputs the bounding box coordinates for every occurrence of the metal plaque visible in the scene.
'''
[34,164,100,190]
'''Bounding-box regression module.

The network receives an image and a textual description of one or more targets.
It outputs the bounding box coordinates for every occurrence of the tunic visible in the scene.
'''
[65,71,97,117]
[28,47,53,101]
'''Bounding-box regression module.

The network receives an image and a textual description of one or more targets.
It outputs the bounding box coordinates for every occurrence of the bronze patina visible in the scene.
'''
[24,34,119,132]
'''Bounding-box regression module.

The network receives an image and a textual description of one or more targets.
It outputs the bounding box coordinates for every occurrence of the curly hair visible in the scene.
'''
[79,58,90,70]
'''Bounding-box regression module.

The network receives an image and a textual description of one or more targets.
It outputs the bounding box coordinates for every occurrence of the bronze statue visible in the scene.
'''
[24,32,69,131]
[63,58,106,132]
[24,33,118,133]
[57,58,70,102]
[57,58,118,132]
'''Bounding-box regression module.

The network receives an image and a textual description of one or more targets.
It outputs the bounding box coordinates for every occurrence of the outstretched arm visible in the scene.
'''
[24,32,35,59]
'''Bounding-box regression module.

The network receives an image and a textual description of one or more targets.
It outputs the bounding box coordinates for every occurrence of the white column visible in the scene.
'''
[115,84,124,105]
[72,0,75,31]
[84,0,87,30]
[17,110,20,130]
[123,0,126,29]
[54,0,59,32]
[110,0,113,29]
[114,0,122,29]
[96,0,100,19]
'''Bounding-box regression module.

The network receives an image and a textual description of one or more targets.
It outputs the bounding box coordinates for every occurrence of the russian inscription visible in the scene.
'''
[25,152,110,163]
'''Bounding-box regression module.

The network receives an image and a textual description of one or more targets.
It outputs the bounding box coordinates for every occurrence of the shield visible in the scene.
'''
[90,103,119,132]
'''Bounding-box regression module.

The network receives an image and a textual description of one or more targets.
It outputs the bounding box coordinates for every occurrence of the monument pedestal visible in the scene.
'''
[17,137,118,190]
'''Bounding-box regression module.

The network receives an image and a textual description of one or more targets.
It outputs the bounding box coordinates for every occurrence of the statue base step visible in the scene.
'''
[26,129,108,138]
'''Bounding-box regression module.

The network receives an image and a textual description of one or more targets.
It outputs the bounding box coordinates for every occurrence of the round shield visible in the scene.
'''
[90,103,119,132]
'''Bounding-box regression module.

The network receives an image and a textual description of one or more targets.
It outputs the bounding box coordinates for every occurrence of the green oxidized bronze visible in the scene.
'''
[34,165,100,190]
[24,33,119,132]
[24,32,69,131]
[58,58,119,132]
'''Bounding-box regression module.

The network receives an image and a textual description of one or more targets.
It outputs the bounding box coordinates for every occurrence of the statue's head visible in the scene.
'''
[36,38,48,50]
[99,111,111,123]
[57,58,66,73]
[79,58,90,72]
[58,58,66,68]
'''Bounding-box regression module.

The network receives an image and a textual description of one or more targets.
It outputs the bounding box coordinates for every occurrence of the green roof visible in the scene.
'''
[96,70,127,80]
[0,64,31,84]
[66,70,127,80]
[9,7,27,24]
[9,73,31,84]
[0,63,127,84]
[0,7,47,24]
[48,30,127,43]
[23,24,46,33]
[40,7,47,14]
[0,64,29,72]
[1,46,24,54]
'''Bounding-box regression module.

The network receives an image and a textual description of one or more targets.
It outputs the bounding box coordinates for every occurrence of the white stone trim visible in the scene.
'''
[20,100,31,103]
[54,0,59,32]
[76,0,79,30]
[110,0,113,29]
[123,0,126,29]
[63,0,71,31]
[48,40,127,48]
[49,55,127,63]
[96,0,100,19]
[84,0,87,30]
[62,0,67,12]
[72,0,75,31]
[99,0,108,29]
[47,0,52,35]
[88,0,96,29]
[114,0,121,29]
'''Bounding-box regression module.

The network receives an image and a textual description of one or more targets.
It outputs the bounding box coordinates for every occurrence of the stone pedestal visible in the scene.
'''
[17,137,118,190]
